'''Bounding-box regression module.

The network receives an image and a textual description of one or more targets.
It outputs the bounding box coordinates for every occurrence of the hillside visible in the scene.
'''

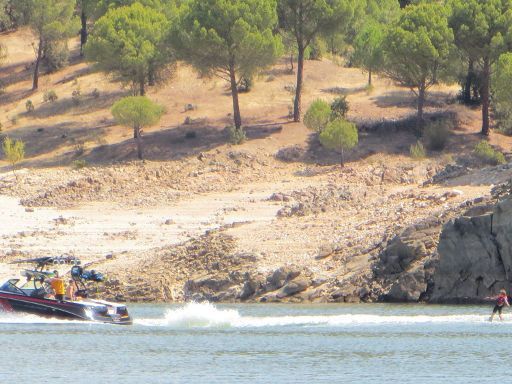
[1,29,511,303]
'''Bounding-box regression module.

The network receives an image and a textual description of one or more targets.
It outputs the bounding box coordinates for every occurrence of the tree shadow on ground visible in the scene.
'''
[0,121,109,162]
[22,90,126,119]
[371,90,456,109]
[0,87,33,106]
[321,85,367,96]
[0,60,34,90]
[276,112,460,170]
[11,120,283,168]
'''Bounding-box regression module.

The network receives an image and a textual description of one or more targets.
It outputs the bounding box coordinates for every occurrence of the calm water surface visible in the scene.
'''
[2,302,509,383]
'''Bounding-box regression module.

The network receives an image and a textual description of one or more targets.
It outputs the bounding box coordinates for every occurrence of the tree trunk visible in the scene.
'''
[368,69,372,87]
[32,37,43,90]
[80,10,87,57]
[481,57,491,136]
[148,66,155,86]
[229,59,242,130]
[139,77,145,96]
[290,54,294,71]
[463,59,474,104]
[293,44,305,122]
[134,125,143,160]
[340,147,345,168]
[417,84,426,131]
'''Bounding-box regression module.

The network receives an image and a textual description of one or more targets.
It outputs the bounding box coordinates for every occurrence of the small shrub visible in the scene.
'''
[319,119,358,166]
[365,84,374,95]
[284,84,296,94]
[227,125,246,145]
[474,140,506,165]
[266,75,276,82]
[330,96,349,120]
[10,115,18,125]
[71,159,87,169]
[304,99,331,132]
[184,103,197,112]
[72,88,81,105]
[25,100,34,113]
[74,141,85,156]
[43,41,69,72]
[44,90,58,103]
[237,76,252,93]
[410,140,426,159]
[424,120,452,150]
[2,136,25,179]
[91,88,100,99]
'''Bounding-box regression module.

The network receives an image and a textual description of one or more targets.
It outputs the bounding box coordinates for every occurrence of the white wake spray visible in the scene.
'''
[133,302,494,328]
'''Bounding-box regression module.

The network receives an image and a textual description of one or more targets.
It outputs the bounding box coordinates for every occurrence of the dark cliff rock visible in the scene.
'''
[372,196,494,302]
[431,197,512,303]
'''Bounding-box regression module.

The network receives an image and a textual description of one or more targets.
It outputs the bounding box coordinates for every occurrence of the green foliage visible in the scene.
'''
[0,0,30,31]
[112,96,164,159]
[423,120,452,151]
[72,88,82,106]
[330,96,349,120]
[449,0,512,134]
[382,3,454,121]
[24,0,78,89]
[493,53,512,135]
[319,119,358,165]
[352,21,384,85]
[86,2,173,96]
[409,140,426,159]
[111,96,164,129]
[173,0,282,130]
[449,0,512,66]
[278,0,356,121]
[25,100,34,113]
[71,159,87,169]
[303,99,332,133]
[43,40,69,72]
[44,90,58,103]
[227,125,246,145]
[474,140,506,165]
[2,136,25,178]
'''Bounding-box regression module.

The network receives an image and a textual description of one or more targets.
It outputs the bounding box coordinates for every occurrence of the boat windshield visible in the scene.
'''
[0,279,26,295]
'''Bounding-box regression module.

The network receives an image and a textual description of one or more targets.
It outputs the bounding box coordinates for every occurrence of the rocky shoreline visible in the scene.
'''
[2,151,511,305]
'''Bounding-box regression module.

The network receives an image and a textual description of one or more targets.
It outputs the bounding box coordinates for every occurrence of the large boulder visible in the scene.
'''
[431,197,512,303]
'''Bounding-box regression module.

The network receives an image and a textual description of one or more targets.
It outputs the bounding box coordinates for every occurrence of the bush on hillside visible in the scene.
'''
[330,96,349,120]
[424,120,452,150]
[44,90,58,103]
[227,125,246,145]
[304,99,331,133]
[474,140,506,165]
[25,100,34,113]
[410,140,426,159]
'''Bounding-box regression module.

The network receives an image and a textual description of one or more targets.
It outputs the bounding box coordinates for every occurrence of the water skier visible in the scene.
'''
[489,289,510,322]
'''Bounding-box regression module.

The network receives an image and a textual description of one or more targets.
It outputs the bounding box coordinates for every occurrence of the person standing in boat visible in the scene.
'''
[488,289,510,322]
[65,279,78,301]
[48,270,66,302]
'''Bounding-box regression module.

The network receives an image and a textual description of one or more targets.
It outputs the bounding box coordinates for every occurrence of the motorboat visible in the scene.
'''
[0,256,132,325]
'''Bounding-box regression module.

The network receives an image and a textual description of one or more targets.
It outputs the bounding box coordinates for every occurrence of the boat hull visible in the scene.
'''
[0,292,132,325]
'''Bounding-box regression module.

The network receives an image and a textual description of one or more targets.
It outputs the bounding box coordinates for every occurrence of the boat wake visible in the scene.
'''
[134,302,494,328]
[0,311,93,324]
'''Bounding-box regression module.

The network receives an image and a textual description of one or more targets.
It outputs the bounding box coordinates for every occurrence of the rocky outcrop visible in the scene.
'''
[372,196,494,302]
[431,197,512,303]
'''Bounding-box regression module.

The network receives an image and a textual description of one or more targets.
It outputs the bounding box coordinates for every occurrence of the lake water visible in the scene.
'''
[2,302,509,383]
